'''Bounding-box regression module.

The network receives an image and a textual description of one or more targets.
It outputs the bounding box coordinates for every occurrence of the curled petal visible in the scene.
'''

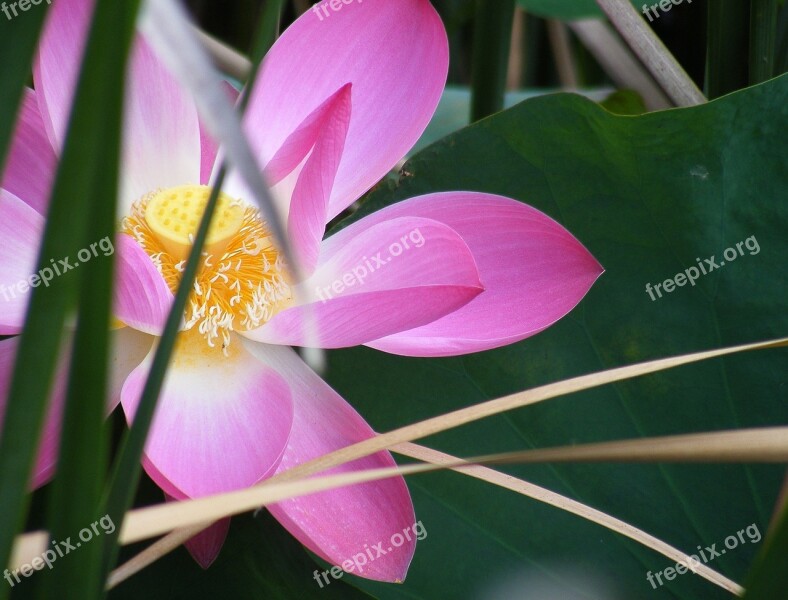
[227,0,448,220]
[333,192,604,356]
[278,85,352,275]
[113,235,174,336]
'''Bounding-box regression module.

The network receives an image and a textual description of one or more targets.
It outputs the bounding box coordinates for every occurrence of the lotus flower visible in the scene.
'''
[0,0,602,581]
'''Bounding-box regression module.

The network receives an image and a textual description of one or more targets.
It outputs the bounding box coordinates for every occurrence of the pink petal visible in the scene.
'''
[33,0,94,151]
[0,337,68,489]
[348,192,604,356]
[242,216,483,348]
[35,0,201,214]
[0,189,44,335]
[118,38,202,215]
[2,89,57,215]
[225,0,448,221]
[242,340,417,583]
[183,518,230,569]
[121,333,294,499]
[163,492,229,569]
[279,85,352,274]
[108,327,154,413]
[113,235,174,336]
[199,121,217,186]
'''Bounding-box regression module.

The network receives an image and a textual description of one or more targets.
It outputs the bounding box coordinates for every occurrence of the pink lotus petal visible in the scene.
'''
[0,189,44,335]
[163,492,229,569]
[108,327,154,413]
[113,235,174,336]
[0,336,68,489]
[242,216,483,348]
[117,37,201,215]
[2,89,57,216]
[140,455,185,501]
[335,192,603,356]
[34,0,94,151]
[183,518,230,569]
[121,333,294,499]
[278,85,352,274]
[199,122,218,187]
[225,0,448,221]
[241,340,417,583]
[35,0,201,214]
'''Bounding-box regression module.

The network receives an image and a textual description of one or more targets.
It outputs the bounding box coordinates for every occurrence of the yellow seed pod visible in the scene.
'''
[145,185,243,260]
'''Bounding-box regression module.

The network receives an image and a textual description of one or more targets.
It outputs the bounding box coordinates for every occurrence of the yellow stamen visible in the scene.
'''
[122,186,291,354]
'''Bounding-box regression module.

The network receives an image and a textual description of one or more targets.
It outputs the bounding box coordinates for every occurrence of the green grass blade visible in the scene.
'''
[0,0,137,591]
[749,0,779,84]
[34,1,141,598]
[742,498,788,599]
[0,3,48,175]
[97,0,284,587]
[706,0,751,98]
[776,3,788,73]
[470,0,516,121]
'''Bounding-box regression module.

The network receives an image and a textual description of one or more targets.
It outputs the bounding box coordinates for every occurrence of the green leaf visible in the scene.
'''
[517,0,639,21]
[325,76,788,599]
[413,86,611,156]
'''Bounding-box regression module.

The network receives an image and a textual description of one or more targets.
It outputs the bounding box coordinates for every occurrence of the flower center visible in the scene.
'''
[122,185,291,353]
[144,185,244,261]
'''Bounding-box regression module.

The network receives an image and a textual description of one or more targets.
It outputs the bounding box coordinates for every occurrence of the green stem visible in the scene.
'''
[470,0,515,122]
[749,0,778,84]
[706,0,750,99]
